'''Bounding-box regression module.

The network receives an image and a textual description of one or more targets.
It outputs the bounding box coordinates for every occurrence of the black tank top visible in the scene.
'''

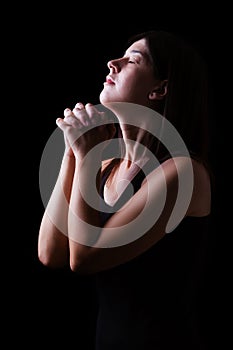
[95,162,210,350]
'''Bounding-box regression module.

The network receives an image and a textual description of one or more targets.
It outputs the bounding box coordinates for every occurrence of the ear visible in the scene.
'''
[148,79,168,101]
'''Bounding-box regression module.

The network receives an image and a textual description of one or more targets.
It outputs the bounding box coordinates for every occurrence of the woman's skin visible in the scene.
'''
[38,38,211,274]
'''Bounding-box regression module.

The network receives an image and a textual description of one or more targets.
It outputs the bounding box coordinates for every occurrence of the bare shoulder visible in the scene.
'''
[143,156,211,217]
[142,156,194,185]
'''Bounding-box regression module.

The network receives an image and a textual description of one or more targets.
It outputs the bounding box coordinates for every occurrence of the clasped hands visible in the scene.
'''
[56,102,116,159]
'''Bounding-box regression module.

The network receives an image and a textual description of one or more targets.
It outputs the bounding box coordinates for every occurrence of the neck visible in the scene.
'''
[104,102,163,165]
[120,124,152,165]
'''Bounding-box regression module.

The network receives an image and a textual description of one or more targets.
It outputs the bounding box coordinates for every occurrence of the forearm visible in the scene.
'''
[68,155,102,270]
[53,102,116,271]
[38,153,75,268]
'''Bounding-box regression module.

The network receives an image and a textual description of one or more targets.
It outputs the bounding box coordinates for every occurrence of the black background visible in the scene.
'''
[11,4,227,349]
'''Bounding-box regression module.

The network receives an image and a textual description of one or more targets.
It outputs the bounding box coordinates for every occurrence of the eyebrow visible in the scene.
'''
[123,49,151,63]
[124,49,144,56]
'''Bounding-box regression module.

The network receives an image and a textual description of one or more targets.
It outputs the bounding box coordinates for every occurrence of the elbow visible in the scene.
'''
[69,261,83,274]
[69,258,88,274]
[38,247,67,269]
[38,250,56,269]
[69,254,95,275]
[38,243,48,266]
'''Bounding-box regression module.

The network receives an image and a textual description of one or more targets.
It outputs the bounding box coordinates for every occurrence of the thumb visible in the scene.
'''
[56,118,66,130]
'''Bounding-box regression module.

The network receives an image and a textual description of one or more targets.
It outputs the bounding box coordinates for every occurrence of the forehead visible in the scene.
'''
[124,38,149,56]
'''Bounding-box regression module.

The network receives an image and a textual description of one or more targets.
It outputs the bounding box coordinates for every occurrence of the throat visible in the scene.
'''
[103,162,144,207]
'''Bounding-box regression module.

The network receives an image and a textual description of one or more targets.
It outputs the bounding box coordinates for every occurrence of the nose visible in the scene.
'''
[107,58,121,73]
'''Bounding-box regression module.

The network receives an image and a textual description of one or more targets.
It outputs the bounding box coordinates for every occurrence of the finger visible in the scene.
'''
[64,108,74,118]
[64,115,83,128]
[75,102,85,109]
[85,103,103,126]
[56,118,68,130]
[72,107,89,126]
[56,118,81,145]
[99,111,111,124]
[97,114,116,138]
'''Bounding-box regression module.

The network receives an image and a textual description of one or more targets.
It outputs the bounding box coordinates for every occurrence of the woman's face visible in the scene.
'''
[99,38,157,106]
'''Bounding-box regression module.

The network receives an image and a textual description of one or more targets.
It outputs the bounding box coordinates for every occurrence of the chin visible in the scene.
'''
[99,91,111,105]
[100,92,124,105]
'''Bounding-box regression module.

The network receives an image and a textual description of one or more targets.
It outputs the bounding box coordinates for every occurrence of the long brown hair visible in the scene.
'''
[102,30,212,181]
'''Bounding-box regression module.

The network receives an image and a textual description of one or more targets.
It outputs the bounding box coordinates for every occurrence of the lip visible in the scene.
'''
[105,76,115,84]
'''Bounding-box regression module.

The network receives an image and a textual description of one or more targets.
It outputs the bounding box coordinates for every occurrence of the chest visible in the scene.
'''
[103,166,144,207]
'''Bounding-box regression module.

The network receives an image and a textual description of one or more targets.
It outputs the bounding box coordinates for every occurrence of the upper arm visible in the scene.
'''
[70,157,195,273]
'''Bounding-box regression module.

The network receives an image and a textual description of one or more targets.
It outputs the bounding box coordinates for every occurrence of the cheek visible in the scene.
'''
[125,76,151,100]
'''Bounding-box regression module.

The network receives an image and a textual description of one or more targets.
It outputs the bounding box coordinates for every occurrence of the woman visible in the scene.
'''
[38,30,212,349]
